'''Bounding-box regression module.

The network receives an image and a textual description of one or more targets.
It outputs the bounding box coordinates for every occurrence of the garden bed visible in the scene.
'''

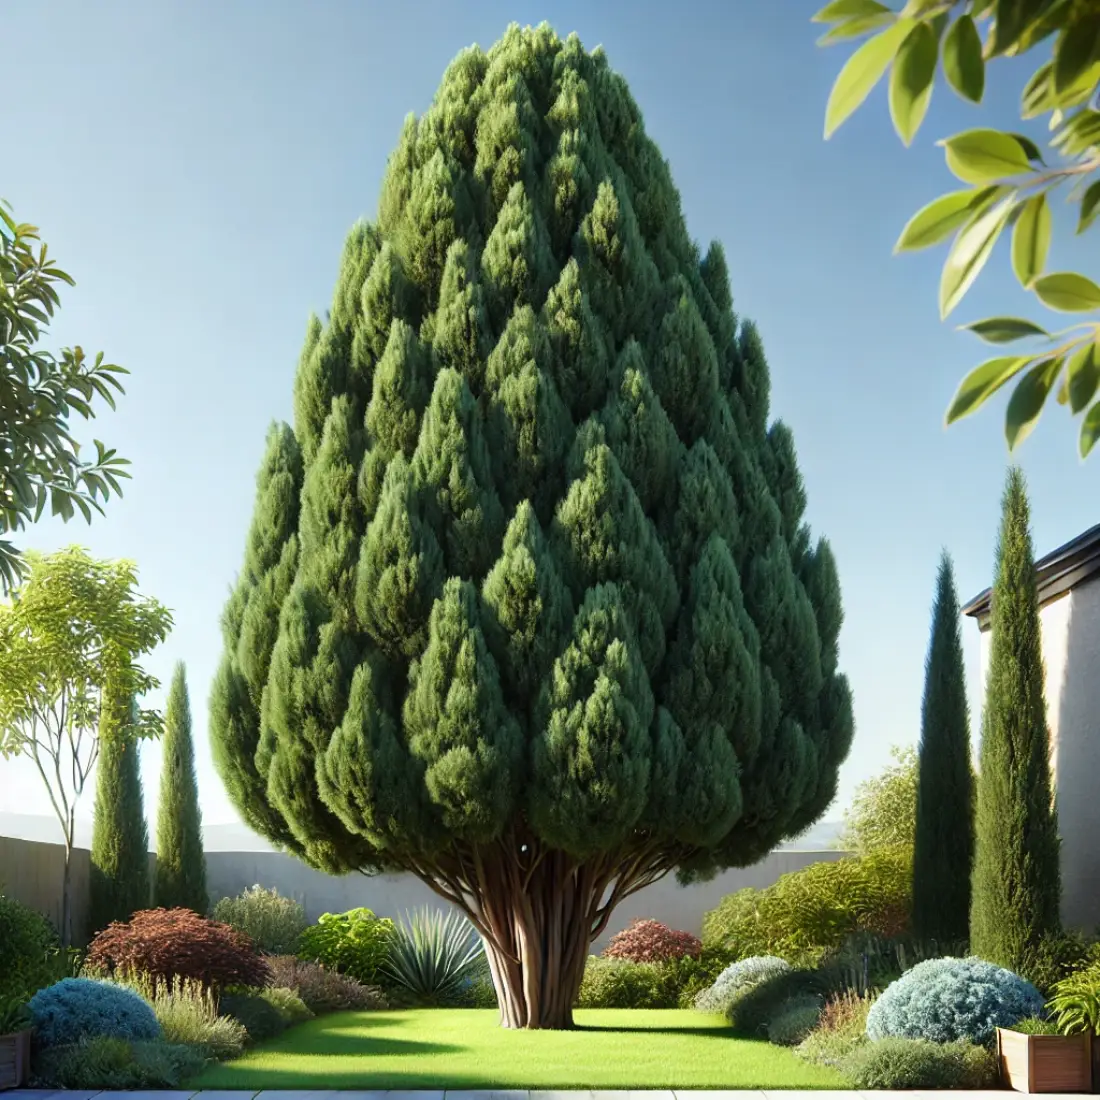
[188,1007,846,1090]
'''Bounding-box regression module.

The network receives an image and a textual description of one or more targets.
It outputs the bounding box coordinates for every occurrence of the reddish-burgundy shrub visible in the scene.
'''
[603,918,702,963]
[86,907,271,990]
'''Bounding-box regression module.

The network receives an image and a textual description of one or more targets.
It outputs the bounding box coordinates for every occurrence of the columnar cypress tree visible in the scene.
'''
[211,22,853,1029]
[912,552,973,942]
[970,468,1061,969]
[89,682,149,934]
[154,663,208,913]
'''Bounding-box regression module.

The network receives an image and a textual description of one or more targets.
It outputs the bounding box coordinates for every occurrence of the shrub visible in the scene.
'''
[29,977,161,1047]
[1012,1016,1061,1035]
[866,956,1045,1045]
[603,919,702,963]
[797,989,873,1068]
[31,1035,206,1089]
[1050,961,1100,1035]
[0,895,59,999]
[86,907,270,991]
[259,985,314,1025]
[381,907,485,1002]
[118,974,246,1060]
[0,995,32,1035]
[767,995,824,1046]
[694,955,791,1015]
[660,948,734,1008]
[576,956,674,1009]
[1018,931,1095,996]
[702,846,912,964]
[727,968,828,1037]
[266,955,386,1013]
[298,907,394,985]
[217,992,288,1043]
[842,1037,998,1089]
[212,885,307,955]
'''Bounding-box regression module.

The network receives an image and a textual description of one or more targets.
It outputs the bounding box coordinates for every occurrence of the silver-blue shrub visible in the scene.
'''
[866,957,1045,1046]
[694,955,790,1015]
[29,977,161,1048]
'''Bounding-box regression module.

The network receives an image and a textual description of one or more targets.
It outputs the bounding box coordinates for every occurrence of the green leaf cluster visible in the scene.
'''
[0,202,131,590]
[814,1,1100,457]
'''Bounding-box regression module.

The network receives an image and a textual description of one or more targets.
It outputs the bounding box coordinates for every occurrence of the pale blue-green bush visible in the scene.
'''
[694,955,790,1015]
[29,978,161,1048]
[866,957,1045,1046]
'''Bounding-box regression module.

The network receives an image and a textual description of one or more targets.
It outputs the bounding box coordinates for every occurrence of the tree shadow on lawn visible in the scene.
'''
[572,1023,736,1038]
[255,1032,467,1058]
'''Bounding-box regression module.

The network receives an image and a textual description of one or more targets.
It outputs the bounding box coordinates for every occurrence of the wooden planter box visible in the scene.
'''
[996,1026,1094,1093]
[0,1030,31,1092]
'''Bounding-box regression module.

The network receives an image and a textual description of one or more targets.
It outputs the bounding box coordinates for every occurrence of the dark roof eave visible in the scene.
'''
[962,521,1100,626]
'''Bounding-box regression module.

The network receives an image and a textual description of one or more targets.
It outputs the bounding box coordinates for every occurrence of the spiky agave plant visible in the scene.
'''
[382,907,487,1002]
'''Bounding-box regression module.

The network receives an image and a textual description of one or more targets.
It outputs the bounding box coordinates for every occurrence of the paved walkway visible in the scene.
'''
[0,1091,1058,1099]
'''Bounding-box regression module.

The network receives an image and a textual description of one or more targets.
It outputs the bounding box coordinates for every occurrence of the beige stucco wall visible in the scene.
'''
[977,576,1100,931]
[1,834,847,950]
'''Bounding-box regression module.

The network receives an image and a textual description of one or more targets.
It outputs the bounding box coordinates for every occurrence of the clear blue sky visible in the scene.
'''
[2,0,1096,841]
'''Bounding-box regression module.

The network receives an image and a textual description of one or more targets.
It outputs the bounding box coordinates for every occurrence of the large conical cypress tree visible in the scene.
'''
[211,22,853,1029]
[912,551,973,943]
[154,663,208,913]
[89,683,150,934]
[970,468,1061,969]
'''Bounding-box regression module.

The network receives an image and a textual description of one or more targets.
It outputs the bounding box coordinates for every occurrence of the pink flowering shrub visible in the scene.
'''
[603,919,702,964]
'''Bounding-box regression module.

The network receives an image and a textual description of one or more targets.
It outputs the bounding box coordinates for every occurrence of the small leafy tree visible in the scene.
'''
[813,1,1100,458]
[971,466,1061,971]
[0,548,171,944]
[841,745,918,853]
[154,663,207,913]
[0,201,130,590]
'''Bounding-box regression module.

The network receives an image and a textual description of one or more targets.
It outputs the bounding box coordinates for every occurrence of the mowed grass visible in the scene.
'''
[190,1007,845,1090]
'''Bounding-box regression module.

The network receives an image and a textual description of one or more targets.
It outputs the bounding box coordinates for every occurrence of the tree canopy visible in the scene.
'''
[0,547,171,944]
[840,744,918,854]
[814,0,1100,459]
[0,202,131,590]
[212,22,853,1029]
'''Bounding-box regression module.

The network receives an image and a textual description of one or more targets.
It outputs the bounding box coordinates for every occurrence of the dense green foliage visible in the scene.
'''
[1050,959,1100,1035]
[210,21,852,1026]
[912,553,973,943]
[89,691,151,934]
[702,846,911,964]
[971,468,1062,970]
[841,1037,997,1090]
[0,202,130,592]
[813,2,1100,459]
[841,745,917,853]
[31,1035,206,1090]
[297,907,395,985]
[0,894,58,999]
[726,968,828,1038]
[213,886,307,955]
[154,664,207,913]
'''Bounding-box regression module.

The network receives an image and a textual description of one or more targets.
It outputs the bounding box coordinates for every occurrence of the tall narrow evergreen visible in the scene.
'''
[154,663,208,913]
[970,468,1061,969]
[89,683,150,935]
[912,551,973,943]
[211,23,854,1028]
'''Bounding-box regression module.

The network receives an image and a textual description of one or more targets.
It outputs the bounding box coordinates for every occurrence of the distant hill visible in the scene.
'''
[0,810,843,855]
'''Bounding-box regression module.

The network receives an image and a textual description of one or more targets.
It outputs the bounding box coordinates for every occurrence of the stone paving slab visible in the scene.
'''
[9,1091,1089,1098]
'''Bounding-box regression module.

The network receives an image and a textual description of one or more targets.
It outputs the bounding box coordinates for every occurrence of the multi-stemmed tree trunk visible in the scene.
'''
[970,468,1061,971]
[912,552,973,944]
[154,663,208,913]
[210,23,854,1029]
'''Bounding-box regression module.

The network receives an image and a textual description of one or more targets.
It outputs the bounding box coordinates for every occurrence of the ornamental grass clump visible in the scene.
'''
[603,918,701,963]
[694,954,790,1015]
[866,956,1044,1046]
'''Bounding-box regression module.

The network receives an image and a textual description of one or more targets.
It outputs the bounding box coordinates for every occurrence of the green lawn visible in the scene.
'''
[190,1008,845,1090]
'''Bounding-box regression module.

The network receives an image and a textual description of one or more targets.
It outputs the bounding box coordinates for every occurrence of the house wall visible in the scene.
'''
[977,576,1100,931]
[1,834,849,949]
